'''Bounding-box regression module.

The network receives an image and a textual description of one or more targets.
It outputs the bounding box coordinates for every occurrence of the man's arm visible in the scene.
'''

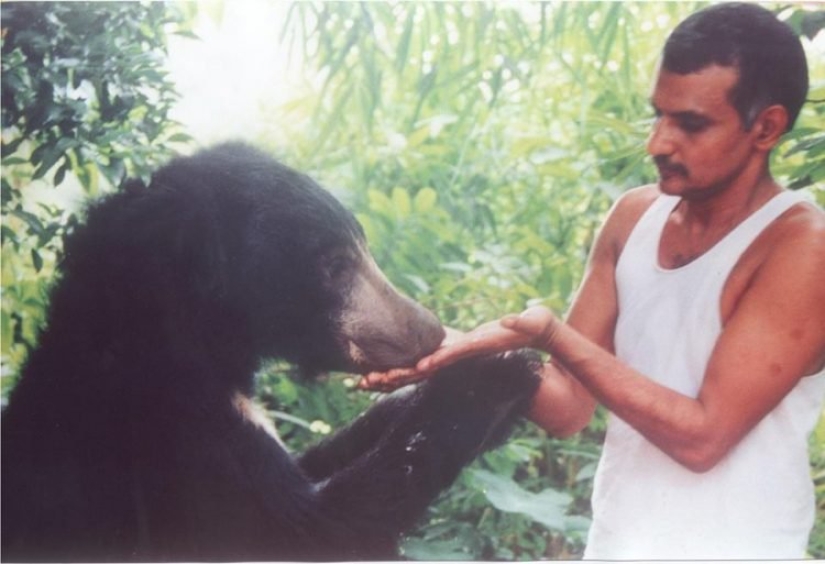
[410,187,659,436]
[515,187,658,436]
[513,201,825,471]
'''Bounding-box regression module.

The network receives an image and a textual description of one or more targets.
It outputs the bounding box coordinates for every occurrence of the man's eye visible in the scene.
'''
[679,118,709,133]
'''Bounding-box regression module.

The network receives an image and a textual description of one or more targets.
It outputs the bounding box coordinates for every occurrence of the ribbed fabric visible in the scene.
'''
[584,190,825,559]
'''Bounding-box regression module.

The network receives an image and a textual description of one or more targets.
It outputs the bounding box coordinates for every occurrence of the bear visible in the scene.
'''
[1,143,542,562]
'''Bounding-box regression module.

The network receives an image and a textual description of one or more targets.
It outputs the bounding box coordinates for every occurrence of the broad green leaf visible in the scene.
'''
[413,187,437,213]
[391,186,411,218]
[469,468,580,532]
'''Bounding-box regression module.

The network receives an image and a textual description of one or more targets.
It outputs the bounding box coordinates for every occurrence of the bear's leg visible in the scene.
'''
[296,351,541,559]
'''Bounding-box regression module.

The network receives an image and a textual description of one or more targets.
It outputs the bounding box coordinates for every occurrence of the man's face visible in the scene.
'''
[647,64,758,201]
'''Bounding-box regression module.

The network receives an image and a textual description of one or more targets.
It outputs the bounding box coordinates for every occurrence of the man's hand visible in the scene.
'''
[357,327,465,392]
[357,366,426,392]
[498,305,560,348]
[358,306,561,392]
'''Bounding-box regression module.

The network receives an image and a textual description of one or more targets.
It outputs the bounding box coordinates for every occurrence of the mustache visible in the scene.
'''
[653,156,688,177]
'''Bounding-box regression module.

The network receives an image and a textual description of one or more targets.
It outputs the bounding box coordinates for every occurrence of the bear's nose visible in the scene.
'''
[406,300,445,359]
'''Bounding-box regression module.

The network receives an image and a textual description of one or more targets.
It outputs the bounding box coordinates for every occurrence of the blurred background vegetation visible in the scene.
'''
[2,1,824,559]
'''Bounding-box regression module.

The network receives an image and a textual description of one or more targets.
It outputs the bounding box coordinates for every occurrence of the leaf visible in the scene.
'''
[53,160,69,186]
[402,273,430,294]
[1,311,13,353]
[391,187,411,218]
[406,125,430,148]
[413,187,437,213]
[401,537,475,561]
[1,157,28,166]
[366,189,392,216]
[166,132,192,143]
[30,249,43,273]
[469,468,585,532]
[10,209,45,238]
[395,6,416,76]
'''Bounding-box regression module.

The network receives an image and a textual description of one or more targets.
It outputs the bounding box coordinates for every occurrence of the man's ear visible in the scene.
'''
[752,104,789,151]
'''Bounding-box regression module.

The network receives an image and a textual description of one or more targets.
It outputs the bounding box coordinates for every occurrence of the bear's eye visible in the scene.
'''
[324,253,352,281]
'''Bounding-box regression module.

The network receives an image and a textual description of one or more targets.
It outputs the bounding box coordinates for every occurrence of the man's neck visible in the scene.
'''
[658,165,782,269]
[675,168,780,234]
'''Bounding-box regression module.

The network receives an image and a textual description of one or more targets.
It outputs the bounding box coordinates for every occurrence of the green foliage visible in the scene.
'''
[1,2,194,394]
[811,416,825,559]
[253,361,373,452]
[779,8,825,194]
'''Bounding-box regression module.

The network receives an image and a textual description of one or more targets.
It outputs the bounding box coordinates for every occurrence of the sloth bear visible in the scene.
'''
[1,143,541,562]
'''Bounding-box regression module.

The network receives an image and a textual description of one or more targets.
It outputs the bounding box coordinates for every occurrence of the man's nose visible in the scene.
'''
[646,119,675,157]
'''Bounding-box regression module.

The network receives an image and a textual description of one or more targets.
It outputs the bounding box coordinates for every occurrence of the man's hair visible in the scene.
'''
[661,2,808,131]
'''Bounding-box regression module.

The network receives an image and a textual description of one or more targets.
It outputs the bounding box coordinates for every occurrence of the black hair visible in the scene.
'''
[661,2,808,131]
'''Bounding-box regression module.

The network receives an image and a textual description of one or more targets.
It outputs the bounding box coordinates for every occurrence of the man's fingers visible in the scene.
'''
[359,309,559,391]
[357,367,429,392]
[416,342,480,372]
[500,314,521,328]
[501,306,558,347]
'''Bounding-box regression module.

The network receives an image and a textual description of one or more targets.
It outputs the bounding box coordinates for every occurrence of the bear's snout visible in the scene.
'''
[338,249,445,372]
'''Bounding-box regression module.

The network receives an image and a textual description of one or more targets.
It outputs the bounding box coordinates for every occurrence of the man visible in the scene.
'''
[361,3,825,559]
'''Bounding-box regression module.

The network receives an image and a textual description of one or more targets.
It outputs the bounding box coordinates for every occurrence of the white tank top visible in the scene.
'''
[584,190,825,560]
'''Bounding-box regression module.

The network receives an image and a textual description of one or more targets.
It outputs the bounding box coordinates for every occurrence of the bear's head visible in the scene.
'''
[57,143,444,381]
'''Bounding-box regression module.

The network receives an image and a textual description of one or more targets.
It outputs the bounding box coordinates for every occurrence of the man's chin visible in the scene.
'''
[657,177,685,196]
[657,178,705,200]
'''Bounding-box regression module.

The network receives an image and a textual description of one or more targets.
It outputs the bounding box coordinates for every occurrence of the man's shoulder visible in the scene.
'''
[600,184,662,250]
[747,192,825,291]
[612,184,661,216]
[787,193,825,228]
[768,192,825,251]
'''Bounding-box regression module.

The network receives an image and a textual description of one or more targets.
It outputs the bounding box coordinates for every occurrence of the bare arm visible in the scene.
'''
[506,203,825,471]
[361,189,825,472]
[371,190,655,434]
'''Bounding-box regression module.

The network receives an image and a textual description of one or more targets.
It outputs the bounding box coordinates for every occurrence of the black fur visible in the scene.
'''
[1,144,541,561]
